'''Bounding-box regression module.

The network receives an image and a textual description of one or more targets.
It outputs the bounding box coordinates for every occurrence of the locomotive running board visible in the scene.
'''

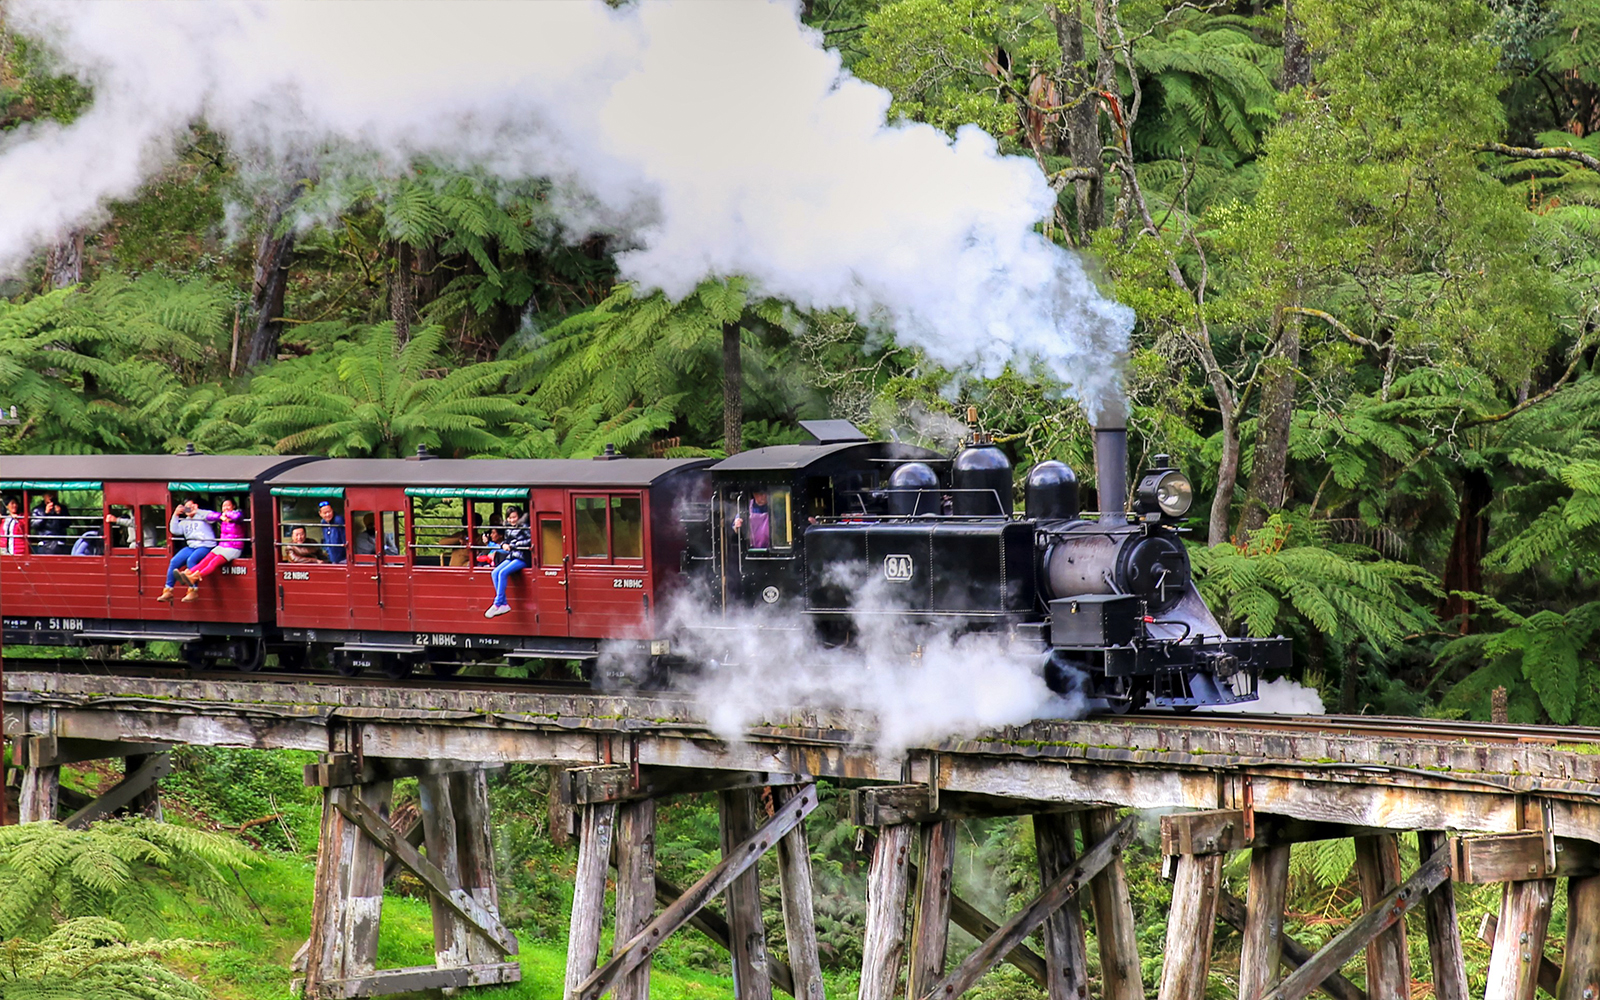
[336,643,427,654]
[79,630,203,643]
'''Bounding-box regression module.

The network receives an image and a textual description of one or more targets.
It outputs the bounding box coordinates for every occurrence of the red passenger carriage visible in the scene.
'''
[0,454,317,667]
[263,457,712,678]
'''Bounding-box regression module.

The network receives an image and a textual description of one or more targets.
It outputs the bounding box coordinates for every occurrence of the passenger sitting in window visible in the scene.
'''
[179,498,246,587]
[283,526,327,563]
[163,499,217,603]
[318,502,346,564]
[733,490,771,549]
[484,507,530,619]
[71,528,103,556]
[3,498,27,555]
[475,527,505,566]
[353,514,398,556]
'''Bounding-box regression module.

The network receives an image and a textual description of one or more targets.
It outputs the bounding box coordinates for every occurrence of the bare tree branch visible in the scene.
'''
[1478,142,1600,173]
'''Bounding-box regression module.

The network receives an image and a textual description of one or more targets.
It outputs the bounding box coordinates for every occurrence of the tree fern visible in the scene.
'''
[0,819,251,939]
[0,917,212,1000]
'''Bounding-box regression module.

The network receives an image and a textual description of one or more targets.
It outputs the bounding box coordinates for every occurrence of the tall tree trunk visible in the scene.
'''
[1209,412,1241,547]
[1241,302,1302,536]
[390,240,414,347]
[1282,0,1311,91]
[245,186,300,369]
[1050,2,1105,237]
[1440,470,1492,634]
[722,321,743,456]
[45,229,83,289]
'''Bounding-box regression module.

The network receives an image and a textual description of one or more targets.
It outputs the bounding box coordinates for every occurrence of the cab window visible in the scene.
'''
[739,485,793,554]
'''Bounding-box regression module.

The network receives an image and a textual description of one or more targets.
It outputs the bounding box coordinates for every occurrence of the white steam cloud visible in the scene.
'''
[3,0,1132,406]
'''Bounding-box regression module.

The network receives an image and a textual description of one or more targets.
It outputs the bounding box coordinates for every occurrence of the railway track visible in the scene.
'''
[14,658,1600,747]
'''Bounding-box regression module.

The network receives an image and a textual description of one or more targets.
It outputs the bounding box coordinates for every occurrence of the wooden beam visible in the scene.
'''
[307,782,393,993]
[919,814,1137,1000]
[64,752,171,829]
[1083,808,1143,1000]
[1418,831,1468,1000]
[1557,876,1600,1000]
[720,787,774,1000]
[614,798,656,1000]
[313,960,520,998]
[124,752,163,820]
[1354,835,1410,1000]
[21,736,168,768]
[566,765,799,805]
[450,769,514,962]
[1161,810,1362,856]
[652,873,800,997]
[565,802,617,1000]
[572,784,818,1000]
[943,876,1049,988]
[1035,812,1090,1000]
[1485,878,1556,1000]
[417,772,468,967]
[772,784,825,1000]
[332,792,518,955]
[1260,846,1450,1000]
[1454,832,1600,883]
[17,764,59,823]
[850,784,1078,826]
[907,819,955,1000]
[1240,845,1291,1000]
[859,822,914,1000]
[1478,914,1561,997]
[1217,891,1368,1000]
[1158,852,1222,1000]
[305,753,488,788]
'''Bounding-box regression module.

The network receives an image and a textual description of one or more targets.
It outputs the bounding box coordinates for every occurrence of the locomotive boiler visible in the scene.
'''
[704,413,1288,712]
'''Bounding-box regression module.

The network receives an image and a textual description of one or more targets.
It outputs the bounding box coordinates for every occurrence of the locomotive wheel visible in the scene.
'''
[1104,680,1148,715]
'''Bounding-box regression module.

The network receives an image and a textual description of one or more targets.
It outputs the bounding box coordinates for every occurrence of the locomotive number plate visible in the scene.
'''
[613,578,644,589]
[4,616,84,631]
[415,633,458,647]
[883,554,914,582]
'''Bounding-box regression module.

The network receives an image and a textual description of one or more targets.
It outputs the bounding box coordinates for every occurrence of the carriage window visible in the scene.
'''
[740,485,793,554]
[612,496,643,560]
[25,488,104,556]
[575,496,608,560]
[412,496,469,568]
[140,505,168,549]
[351,511,403,557]
[105,504,138,550]
[540,518,564,567]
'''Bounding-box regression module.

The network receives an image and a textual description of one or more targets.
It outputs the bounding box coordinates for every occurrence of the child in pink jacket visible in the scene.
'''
[179,499,246,593]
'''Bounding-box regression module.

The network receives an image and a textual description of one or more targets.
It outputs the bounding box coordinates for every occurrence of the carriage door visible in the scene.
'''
[532,489,569,637]
[347,489,410,634]
[103,481,155,619]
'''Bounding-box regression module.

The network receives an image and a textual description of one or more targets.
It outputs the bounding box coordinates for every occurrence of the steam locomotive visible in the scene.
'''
[1,412,1284,712]
[698,414,1286,712]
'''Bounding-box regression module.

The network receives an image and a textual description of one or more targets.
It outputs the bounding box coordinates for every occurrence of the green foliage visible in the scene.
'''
[0,819,251,939]
[1191,512,1439,648]
[1129,24,1280,162]
[1438,597,1600,724]
[206,321,553,458]
[0,917,212,1000]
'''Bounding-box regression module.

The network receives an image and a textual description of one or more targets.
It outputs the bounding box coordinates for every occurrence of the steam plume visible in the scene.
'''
[3,0,1132,406]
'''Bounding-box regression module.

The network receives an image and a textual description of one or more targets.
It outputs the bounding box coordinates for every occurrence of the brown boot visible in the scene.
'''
[181,584,199,603]
[156,586,175,602]
[177,569,195,586]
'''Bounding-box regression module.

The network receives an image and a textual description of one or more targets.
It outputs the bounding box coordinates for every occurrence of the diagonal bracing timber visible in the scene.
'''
[1261,845,1452,1000]
[333,794,518,956]
[572,782,819,1000]
[1216,890,1368,1000]
[917,814,1138,1000]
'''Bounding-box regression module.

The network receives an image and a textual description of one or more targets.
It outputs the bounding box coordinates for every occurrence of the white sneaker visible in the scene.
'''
[487,604,510,618]
[484,605,500,618]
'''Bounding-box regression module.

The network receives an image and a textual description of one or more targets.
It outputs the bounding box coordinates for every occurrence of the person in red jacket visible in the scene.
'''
[1,497,26,555]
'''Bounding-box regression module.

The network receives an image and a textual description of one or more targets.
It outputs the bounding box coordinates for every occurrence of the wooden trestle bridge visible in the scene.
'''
[6,668,1600,1000]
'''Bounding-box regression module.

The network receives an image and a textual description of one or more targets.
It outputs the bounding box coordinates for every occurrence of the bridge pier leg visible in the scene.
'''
[564,800,616,1000]
[613,797,655,1000]
[906,818,955,1000]
[1558,875,1600,1000]
[1157,851,1221,1000]
[773,783,826,1000]
[1035,812,1090,1000]
[300,757,519,999]
[1083,807,1144,1000]
[17,759,58,823]
[859,822,913,1000]
[1355,834,1411,1000]
[720,787,774,1000]
[1486,877,1556,1000]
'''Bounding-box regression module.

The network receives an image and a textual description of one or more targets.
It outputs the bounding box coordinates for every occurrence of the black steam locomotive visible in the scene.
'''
[696,414,1287,712]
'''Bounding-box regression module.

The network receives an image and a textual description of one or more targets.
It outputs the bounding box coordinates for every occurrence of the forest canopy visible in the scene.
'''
[4,0,1600,725]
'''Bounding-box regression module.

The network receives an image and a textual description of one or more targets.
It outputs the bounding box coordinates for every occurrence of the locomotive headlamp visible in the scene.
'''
[1135,455,1194,519]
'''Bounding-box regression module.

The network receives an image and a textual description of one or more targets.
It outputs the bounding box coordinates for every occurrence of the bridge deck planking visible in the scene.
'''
[9,670,1600,843]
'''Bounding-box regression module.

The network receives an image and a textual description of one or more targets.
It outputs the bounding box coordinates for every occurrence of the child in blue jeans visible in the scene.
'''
[484,507,531,618]
[159,499,217,602]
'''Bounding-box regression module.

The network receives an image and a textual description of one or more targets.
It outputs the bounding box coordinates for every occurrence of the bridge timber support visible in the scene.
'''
[10,670,1600,1000]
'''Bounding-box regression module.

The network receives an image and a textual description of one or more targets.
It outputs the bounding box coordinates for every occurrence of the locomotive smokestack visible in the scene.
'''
[1094,390,1128,524]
